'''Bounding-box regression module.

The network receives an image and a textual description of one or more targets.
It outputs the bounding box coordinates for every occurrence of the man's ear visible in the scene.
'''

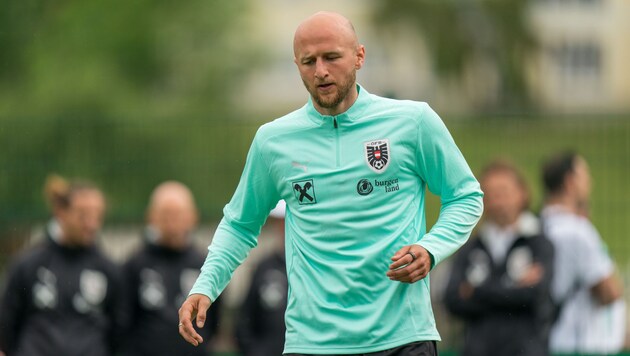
[355,45,366,69]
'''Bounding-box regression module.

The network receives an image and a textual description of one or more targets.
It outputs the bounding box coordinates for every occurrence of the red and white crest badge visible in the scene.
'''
[364,139,390,173]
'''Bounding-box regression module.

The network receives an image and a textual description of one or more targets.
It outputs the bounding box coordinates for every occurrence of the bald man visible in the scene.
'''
[179,12,483,355]
[122,181,220,356]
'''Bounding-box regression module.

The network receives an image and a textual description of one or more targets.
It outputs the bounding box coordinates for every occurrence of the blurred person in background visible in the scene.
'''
[179,11,483,356]
[121,181,220,355]
[444,159,555,356]
[236,200,287,356]
[541,151,625,354]
[0,175,125,356]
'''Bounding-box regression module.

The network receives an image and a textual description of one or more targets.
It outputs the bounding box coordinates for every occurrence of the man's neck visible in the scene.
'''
[545,195,577,214]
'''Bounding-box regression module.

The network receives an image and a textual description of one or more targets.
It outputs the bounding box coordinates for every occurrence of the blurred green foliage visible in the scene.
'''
[0,0,261,225]
[0,0,257,119]
[373,0,535,111]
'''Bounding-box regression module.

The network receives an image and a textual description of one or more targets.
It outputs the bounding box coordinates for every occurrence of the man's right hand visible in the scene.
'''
[178,294,212,346]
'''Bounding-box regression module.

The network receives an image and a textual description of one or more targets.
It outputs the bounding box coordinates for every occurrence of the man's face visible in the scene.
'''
[294,22,365,115]
[149,197,197,249]
[570,157,592,207]
[58,190,105,247]
[481,171,527,227]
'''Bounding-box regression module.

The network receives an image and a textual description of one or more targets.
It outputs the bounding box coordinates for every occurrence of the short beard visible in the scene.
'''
[304,70,356,110]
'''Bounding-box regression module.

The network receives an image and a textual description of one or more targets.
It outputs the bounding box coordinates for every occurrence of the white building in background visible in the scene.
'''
[237,0,630,116]
[528,0,630,114]
[236,0,437,116]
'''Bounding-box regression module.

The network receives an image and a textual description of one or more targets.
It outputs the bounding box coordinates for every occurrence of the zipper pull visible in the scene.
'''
[333,117,338,129]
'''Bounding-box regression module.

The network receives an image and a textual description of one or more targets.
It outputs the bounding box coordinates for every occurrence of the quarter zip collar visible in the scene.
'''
[305,84,371,126]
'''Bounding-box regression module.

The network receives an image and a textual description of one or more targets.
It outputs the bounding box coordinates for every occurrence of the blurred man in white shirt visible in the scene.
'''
[541,151,625,354]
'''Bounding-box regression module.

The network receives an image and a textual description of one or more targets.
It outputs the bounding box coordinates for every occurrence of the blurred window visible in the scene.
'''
[554,42,602,88]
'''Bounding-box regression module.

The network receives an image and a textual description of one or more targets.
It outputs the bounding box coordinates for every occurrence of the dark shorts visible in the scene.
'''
[285,340,438,356]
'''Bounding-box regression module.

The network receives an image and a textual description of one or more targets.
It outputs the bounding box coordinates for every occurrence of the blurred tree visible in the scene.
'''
[373,0,536,112]
[0,0,256,119]
[0,0,261,226]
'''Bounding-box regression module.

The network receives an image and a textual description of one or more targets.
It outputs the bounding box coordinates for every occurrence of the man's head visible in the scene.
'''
[542,151,591,209]
[293,11,365,116]
[480,160,530,227]
[45,176,106,247]
[147,181,198,250]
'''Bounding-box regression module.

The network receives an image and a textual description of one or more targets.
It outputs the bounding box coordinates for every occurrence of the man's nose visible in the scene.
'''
[314,60,328,79]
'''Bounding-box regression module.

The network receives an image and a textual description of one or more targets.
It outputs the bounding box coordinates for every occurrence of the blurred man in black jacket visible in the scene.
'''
[445,160,555,356]
[0,176,126,356]
[121,181,220,356]
[236,200,287,356]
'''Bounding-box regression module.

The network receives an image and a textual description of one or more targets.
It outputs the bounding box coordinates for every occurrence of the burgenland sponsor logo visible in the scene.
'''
[375,177,400,192]
[356,177,400,195]
[356,179,373,196]
[292,179,317,204]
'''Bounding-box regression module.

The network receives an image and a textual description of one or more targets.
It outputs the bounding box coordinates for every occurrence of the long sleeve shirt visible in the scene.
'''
[190,85,483,354]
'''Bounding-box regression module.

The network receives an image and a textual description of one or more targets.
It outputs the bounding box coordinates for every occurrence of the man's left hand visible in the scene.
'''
[387,245,431,283]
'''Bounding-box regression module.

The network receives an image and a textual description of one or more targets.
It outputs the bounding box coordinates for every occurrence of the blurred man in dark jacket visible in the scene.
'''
[236,200,287,356]
[121,181,220,356]
[0,176,126,356]
[445,160,554,356]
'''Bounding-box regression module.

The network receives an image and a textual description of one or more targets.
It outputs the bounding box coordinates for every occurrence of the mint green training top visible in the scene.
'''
[190,85,483,354]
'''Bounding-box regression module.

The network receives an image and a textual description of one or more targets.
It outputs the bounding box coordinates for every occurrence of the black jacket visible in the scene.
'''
[0,231,126,356]
[236,251,287,356]
[121,234,220,356]
[444,220,555,356]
